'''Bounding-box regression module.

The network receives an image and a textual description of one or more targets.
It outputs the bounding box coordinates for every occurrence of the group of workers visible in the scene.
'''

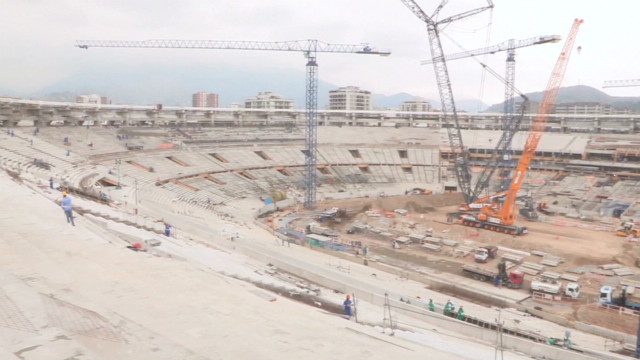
[443,299,465,320]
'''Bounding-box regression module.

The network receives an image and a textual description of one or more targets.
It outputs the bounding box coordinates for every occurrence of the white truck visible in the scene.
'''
[531,277,580,298]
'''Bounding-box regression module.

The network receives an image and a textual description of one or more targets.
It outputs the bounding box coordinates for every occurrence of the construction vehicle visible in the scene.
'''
[531,277,580,298]
[307,223,339,237]
[599,285,640,310]
[537,201,556,216]
[405,187,432,195]
[615,222,640,237]
[474,245,498,263]
[453,19,583,235]
[462,261,524,289]
[519,197,539,221]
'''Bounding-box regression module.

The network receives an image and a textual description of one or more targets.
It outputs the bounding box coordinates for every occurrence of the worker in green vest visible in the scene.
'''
[428,299,435,312]
[457,306,465,320]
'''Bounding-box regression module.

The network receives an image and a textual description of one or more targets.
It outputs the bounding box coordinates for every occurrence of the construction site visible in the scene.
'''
[2,1,640,360]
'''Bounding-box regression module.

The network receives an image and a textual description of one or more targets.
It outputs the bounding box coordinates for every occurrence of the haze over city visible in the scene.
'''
[1,1,638,105]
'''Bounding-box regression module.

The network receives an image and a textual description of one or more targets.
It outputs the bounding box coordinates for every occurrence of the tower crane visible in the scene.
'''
[422,35,561,193]
[603,79,640,88]
[75,39,390,210]
[457,19,584,235]
[399,0,494,205]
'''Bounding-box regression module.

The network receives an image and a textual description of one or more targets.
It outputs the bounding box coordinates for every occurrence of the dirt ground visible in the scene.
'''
[301,193,640,334]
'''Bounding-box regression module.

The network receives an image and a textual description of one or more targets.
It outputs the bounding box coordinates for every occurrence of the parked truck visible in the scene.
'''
[599,285,640,310]
[474,245,498,263]
[462,261,524,289]
[531,277,580,298]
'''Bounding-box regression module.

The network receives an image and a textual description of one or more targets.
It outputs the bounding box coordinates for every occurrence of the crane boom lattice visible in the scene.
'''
[421,34,560,198]
[400,0,493,204]
[602,79,640,88]
[498,19,583,228]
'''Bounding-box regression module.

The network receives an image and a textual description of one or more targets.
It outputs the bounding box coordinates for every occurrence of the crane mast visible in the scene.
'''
[421,34,560,199]
[400,0,494,205]
[474,19,584,233]
[76,39,390,210]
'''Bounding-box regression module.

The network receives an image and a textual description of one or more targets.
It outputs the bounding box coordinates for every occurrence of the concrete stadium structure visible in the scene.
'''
[2,97,640,359]
[2,97,639,133]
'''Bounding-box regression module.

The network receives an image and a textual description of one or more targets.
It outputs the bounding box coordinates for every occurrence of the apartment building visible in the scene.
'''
[192,92,219,108]
[244,92,294,109]
[328,86,372,111]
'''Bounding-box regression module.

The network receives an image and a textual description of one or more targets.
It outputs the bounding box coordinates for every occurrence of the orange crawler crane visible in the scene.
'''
[458,19,584,235]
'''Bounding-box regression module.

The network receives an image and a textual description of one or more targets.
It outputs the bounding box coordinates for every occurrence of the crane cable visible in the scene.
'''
[477,7,493,111]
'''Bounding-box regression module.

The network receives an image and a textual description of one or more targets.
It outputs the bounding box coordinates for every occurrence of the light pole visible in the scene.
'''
[115,159,121,189]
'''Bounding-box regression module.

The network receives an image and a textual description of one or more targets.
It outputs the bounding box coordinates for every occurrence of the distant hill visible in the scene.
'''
[486,85,640,112]
[1,63,487,111]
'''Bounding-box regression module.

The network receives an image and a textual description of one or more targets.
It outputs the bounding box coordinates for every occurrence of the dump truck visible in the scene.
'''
[462,262,524,289]
[599,285,640,310]
[474,245,498,263]
[531,277,580,298]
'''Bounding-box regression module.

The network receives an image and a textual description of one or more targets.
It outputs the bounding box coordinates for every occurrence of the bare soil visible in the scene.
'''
[302,193,640,335]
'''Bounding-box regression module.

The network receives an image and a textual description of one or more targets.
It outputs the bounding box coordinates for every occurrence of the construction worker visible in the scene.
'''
[444,300,452,316]
[428,299,435,312]
[457,306,465,320]
[61,191,75,226]
[343,294,353,318]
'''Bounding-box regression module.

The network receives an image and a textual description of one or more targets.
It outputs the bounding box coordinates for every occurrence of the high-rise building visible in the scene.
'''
[328,86,372,110]
[192,92,219,108]
[76,94,108,104]
[244,92,294,109]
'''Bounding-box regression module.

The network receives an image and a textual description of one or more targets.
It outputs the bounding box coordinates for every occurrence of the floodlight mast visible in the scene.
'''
[399,0,494,204]
[76,39,390,210]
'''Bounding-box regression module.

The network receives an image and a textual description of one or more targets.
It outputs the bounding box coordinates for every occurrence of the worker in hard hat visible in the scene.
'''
[343,294,353,318]
[444,300,452,316]
[61,191,75,226]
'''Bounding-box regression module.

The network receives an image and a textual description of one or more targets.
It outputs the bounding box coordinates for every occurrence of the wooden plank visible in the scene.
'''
[541,271,562,280]
[531,250,547,257]
[517,267,540,276]
[422,244,442,252]
[561,274,580,282]
[601,263,622,270]
[521,262,545,271]
[613,268,634,276]
[442,239,458,247]
[502,254,523,264]
[620,279,640,288]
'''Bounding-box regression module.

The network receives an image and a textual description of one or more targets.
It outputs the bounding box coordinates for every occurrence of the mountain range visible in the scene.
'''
[485,85,640,112]
[1,65,637,112]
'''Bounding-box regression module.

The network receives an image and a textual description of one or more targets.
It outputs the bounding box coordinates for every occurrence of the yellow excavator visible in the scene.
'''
[616,222,640,237]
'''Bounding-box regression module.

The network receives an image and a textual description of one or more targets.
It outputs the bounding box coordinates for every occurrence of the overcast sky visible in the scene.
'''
[1,0,639,105]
